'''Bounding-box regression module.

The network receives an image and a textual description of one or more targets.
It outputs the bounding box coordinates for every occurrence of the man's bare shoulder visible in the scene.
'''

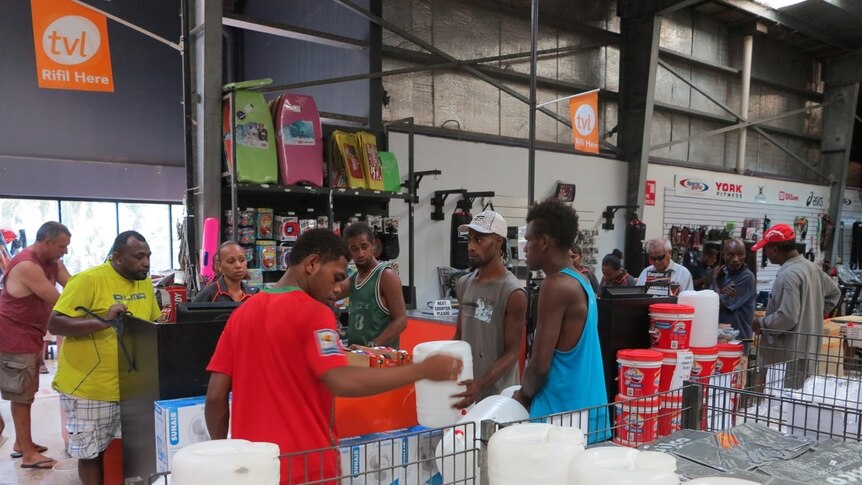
[7,260,47,280]
[541,272,585,301]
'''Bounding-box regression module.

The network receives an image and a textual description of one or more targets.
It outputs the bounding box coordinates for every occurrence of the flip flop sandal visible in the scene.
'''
[21,459,56,470]
[10,444,47,458]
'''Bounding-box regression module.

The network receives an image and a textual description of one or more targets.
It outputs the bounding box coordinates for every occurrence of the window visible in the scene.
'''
[60,201,118,274]
[0,198,183,276]
[118,203,171,273]
[0,199,60,247]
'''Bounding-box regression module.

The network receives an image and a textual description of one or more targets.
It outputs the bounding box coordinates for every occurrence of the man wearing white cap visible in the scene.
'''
[452,211,527,408]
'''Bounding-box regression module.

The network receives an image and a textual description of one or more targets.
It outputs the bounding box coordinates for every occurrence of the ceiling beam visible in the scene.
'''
[458,0,621,45]
[619,0,707,18]
[818,0,862,21]
[715,0,852,51]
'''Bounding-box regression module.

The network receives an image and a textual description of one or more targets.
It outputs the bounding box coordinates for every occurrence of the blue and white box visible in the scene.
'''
[154,396,211,473]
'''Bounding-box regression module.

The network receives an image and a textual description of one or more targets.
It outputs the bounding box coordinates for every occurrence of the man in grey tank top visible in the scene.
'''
[452,211,527,408]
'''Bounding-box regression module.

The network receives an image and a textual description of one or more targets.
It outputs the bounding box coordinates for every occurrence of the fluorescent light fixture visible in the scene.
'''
[752,0,806,8]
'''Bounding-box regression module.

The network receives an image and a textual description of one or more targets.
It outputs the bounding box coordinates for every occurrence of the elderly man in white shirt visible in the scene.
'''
[636,238,693,296]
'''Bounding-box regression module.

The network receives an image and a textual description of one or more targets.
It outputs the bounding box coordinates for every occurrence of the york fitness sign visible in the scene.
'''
[674,175,743,200]
[674,173,830,208]
[30,0,114,92]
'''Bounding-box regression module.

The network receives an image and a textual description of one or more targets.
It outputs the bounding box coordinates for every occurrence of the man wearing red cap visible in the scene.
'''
[752,223,839,387]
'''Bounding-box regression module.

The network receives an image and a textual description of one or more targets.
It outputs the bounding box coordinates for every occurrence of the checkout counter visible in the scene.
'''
[118,314,227,484]
[116,306,460,483]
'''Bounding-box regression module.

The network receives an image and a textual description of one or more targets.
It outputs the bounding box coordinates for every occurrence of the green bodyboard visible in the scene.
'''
[378,151,401,192]
[224,79,278,184]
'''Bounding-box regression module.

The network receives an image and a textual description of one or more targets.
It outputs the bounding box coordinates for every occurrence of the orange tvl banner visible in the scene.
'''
[569,90,599,154]
[30,0,114,92]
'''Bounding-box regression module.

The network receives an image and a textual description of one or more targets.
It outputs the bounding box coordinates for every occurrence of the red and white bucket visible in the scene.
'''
[649,303,695,350]
[658,394,684,437]
[617,349,663,397]
[614,395,660,446]
[690,346,718,382]
[658,349,692,392]
[716,342,744,384]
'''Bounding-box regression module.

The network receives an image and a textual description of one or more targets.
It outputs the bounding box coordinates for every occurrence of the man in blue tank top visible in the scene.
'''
[515,199,610,443]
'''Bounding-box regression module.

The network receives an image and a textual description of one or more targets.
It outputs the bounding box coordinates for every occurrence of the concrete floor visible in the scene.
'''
[0,358,79,485]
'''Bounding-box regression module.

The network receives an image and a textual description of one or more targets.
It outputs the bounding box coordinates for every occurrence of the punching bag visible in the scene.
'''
[852,220,862,269]
[624,216,647,277]
[450,200,472,269]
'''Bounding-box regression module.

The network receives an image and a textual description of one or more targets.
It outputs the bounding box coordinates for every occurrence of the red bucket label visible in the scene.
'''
[658,407,683,437]
[618,363,661,397]
[615,405,658,444]
[649,314,692,350]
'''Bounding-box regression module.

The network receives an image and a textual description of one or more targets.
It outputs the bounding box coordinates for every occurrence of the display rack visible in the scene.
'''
[222,90,417,305]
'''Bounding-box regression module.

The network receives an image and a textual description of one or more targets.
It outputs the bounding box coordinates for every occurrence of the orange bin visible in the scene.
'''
[334,384,417,437]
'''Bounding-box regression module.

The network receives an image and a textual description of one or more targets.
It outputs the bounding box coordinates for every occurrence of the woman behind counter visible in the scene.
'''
[600,252,636,288]
[194,241,253,303]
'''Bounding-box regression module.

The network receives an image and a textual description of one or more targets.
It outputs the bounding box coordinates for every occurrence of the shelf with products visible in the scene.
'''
[221,93,419,301]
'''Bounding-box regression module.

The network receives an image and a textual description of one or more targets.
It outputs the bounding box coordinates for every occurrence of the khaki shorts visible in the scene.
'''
[0,352,40,403]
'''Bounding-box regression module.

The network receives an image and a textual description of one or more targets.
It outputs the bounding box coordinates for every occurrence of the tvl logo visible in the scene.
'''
[574,104,596,136]
[42,16,100,65]
[679,179,709,192]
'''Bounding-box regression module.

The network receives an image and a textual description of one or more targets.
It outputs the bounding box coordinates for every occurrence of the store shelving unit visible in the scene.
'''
[222,86,417,302]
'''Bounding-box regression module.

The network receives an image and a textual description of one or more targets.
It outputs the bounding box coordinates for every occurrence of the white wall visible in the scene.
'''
[388,133,628,308]
[643,164,832,290]
[642,165,832,241]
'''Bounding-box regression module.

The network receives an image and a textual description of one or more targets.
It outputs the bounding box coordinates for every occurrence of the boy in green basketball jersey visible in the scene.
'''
[339,222,408,348]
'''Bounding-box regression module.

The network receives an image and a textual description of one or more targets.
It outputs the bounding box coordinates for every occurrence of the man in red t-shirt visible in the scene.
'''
[205,229,462,484]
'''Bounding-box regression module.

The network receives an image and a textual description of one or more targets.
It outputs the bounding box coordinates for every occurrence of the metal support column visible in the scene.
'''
[737,35,753,173]
[823,49,862,263]
[368,0,384,129]
[618,9,661,217]
[191,0,224,262]
[180,0,197,282]
[528,0,539,207]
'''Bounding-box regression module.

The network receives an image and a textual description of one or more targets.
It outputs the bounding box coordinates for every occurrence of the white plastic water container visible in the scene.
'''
[685,479,760,485]
[500,385,521,398]
[171,439,280,485]
[678,290,720,348]
[435,395,529,483]
[568,447,679,485]
[488,423,585,485]
[413,340,474,428]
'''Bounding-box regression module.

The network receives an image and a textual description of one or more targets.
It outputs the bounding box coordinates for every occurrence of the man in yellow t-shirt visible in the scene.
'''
[48,231,161,485]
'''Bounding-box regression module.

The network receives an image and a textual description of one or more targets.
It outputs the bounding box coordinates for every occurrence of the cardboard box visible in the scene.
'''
[390,426,442,485]
[337,426,444,485]
[339,432,406,485]
[343,347,409,368]
[154,396,211,473]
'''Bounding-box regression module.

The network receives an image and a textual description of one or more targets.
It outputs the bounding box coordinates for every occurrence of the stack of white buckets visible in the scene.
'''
[487,422,758,484]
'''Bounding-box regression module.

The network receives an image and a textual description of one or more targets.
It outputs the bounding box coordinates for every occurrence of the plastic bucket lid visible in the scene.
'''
[617,349,663,362]
[658,349,681,362]
[649,303,695,314]
[690,346,718,358]
[615,394,660,409]
[717,343,744,354]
